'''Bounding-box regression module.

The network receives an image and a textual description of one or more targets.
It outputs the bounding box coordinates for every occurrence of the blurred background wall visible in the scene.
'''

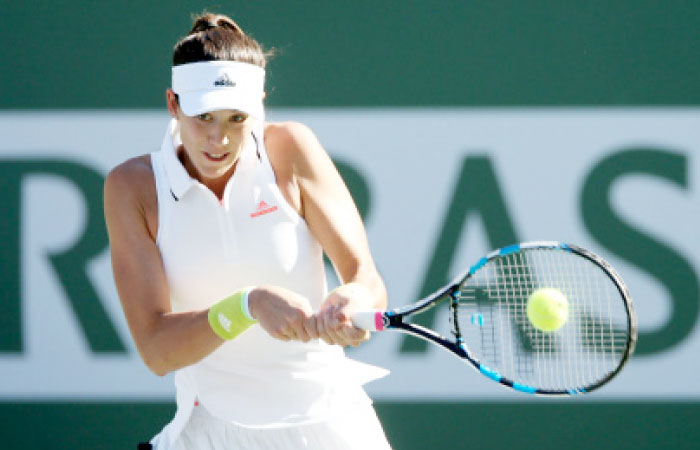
[1,2,699,449]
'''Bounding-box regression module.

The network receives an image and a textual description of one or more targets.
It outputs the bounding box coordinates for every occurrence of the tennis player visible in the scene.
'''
[104,12,393,450]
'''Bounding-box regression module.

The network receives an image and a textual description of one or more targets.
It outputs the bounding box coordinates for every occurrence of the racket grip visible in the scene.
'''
[352,311,386,331]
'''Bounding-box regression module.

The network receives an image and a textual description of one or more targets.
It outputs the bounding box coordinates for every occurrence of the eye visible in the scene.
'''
[231,113,249,123]
[196,113,212,121]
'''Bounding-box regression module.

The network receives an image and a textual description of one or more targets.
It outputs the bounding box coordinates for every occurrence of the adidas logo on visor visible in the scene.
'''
[214,73,236,87]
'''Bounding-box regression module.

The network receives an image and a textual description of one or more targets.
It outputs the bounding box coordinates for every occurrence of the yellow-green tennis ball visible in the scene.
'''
[526,288,569,332]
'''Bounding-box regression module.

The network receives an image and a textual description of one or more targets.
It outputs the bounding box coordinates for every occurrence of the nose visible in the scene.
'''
[209,127,230,147]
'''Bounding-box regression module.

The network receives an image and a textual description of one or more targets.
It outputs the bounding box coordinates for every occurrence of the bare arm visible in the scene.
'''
[266,122,387,346]
[105,157,317,376]
[104,158,224,376]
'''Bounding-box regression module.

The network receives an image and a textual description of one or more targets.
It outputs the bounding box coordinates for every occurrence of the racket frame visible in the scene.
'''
[375,241,638,396]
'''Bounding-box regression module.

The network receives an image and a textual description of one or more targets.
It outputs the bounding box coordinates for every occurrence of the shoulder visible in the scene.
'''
[263,121,327,175]
[104,155,158,238]
[264,121,318,149]
[104,155,155,202]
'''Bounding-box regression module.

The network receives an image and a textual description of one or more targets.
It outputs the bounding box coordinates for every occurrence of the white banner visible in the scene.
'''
[0,109,698,400]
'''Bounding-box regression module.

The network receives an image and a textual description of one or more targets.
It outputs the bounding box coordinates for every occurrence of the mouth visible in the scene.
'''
[204,152,230,162]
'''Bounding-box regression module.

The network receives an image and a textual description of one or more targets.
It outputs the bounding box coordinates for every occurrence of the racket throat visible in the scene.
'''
[394,321,467,358]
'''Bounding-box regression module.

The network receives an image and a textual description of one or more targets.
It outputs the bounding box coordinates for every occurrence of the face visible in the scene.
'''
[166,89,255,183]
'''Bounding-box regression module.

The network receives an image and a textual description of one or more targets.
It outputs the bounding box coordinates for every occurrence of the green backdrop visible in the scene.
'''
[2,1,699,449]
[3,1,700,109]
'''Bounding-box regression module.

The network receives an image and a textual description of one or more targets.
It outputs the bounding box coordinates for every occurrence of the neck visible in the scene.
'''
[177,147,240,201]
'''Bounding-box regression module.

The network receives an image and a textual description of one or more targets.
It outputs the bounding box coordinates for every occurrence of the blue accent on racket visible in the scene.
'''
[469,257,488,275]
[512,383,537,394]
[499,244,521,256]
[479,365,502,382]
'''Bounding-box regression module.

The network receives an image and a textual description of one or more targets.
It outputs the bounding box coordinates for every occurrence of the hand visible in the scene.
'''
[315,283,373,347]
[248,286,316,342]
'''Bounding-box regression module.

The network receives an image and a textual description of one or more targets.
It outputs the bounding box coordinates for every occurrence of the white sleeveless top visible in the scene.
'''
[150,119,386,444]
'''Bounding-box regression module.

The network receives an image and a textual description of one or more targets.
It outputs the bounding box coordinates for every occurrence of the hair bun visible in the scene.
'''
[174,12,269,68]
[188,13,243,35]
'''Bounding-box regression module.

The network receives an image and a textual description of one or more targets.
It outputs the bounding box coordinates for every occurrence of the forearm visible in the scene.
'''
[136,309,223,376]
[339,263,388,310]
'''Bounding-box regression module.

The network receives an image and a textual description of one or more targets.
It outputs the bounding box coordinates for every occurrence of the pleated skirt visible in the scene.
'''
[152,401,393,450]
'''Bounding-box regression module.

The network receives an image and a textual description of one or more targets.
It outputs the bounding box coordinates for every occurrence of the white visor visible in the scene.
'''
[172,61,265,119]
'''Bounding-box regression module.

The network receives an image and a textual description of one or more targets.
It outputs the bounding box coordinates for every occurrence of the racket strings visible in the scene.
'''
[453,248,631,392]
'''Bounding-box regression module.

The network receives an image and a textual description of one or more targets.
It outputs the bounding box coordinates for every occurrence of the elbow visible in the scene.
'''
[133,318,178,377]
[145,357,172,377]
[147,363,171,378]
[139,345,173,377]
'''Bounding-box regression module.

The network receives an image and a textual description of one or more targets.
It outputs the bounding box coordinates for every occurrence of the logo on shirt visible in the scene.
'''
[250,200,278,218]
[214,73,236,87]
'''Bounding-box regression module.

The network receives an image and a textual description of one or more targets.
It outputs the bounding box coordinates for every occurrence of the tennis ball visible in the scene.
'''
[526,288,569,332]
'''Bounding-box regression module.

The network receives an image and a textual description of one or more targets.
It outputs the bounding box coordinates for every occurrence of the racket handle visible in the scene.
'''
[352,311,386,331]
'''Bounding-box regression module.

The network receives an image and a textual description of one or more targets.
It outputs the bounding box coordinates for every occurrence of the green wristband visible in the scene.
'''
[208,288,258,340]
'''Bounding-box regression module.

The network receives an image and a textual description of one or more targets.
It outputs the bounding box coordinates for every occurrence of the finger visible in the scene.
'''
[291,321,312,342]
[277,323,297,341]
[272,330,292,342]
[318,309,344,345]
[304,315,320,340]
[334,304,353,325]
[338,321,370,346]
[329,306,360,346]
[318,305,337,332]
[316,311,334,343]
[325,319,347,346]
[323,303,341,328]
[348,328,371,346]
[316,312,336,345]
[286,305,314,342]
[314,310,329,341]
[335,326,357,347]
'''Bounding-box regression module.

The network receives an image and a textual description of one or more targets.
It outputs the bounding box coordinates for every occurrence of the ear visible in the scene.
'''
[165,89,180,118]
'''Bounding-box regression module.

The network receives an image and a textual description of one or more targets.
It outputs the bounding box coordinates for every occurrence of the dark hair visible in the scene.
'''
[173,13,269,68]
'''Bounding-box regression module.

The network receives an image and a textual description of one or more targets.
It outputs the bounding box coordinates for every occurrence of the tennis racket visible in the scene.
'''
[353,241,637,396]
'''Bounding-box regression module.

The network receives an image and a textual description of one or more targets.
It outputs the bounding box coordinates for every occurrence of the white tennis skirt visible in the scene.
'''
[151,401,393,450]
